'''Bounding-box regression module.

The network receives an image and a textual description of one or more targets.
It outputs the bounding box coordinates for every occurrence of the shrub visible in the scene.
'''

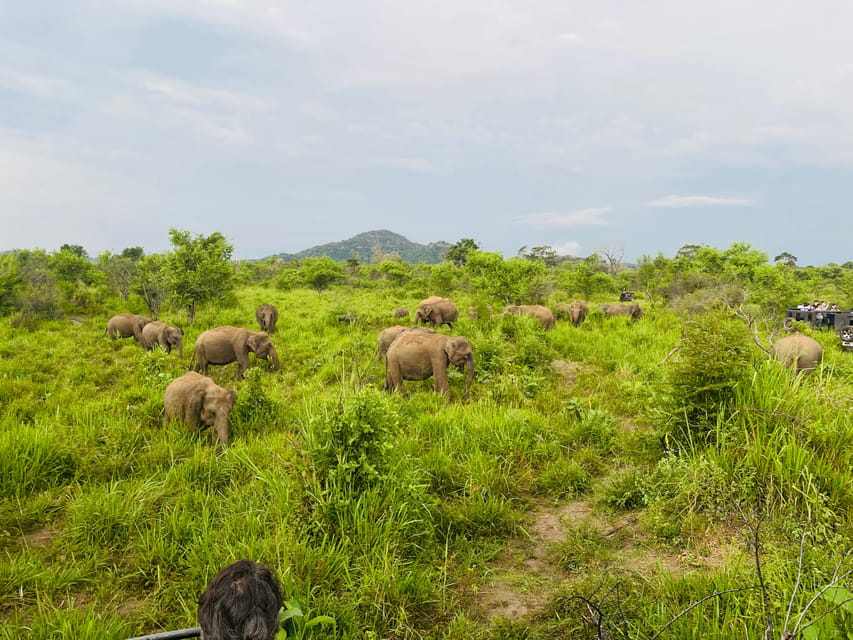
[660,312,753,439]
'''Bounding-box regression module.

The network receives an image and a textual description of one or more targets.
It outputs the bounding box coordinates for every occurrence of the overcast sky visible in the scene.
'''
[2,1,852,265]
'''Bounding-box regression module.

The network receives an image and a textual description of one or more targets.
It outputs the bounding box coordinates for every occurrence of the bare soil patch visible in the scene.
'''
[20,527,58,548]
[470,498,742,623]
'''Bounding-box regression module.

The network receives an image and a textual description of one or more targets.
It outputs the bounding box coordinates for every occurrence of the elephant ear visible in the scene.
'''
[227,387,237,406]
[186,385,206,426]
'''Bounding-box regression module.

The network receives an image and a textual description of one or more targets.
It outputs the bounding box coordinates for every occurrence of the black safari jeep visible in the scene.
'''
[785,309,853,351]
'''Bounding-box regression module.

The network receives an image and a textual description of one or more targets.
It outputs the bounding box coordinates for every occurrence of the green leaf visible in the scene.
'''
[821,586,853,613]
[304,615,336,629]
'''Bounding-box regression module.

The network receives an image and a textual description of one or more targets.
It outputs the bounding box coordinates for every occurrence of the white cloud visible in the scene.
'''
[129,71,270,111]
[551,241,582,256]
[369,156,440,173]
[0,67,69,98]
[648,195,754,207]
[515,207,612,228]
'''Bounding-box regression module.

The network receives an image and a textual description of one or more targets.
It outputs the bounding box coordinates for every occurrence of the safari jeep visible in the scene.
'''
[785,308,853,351]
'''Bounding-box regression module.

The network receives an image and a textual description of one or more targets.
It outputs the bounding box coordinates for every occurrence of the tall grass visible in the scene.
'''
[0,286,851,638]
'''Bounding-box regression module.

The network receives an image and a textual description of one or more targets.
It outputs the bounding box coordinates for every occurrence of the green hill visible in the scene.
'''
[267,230,451,264]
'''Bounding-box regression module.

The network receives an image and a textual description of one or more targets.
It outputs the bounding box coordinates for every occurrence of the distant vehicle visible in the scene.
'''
[785,308,853,351]
[619,290,635,302]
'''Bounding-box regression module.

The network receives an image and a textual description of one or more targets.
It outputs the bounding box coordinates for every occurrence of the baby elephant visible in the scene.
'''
[163,372,237,445]
[256,303,279,332]
[140,321,184,358]
[385,331,474,400]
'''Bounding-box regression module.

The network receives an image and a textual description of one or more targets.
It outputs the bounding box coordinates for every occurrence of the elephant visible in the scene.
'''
[255,303,279,333]
[415,296,459,329]
[393,307,410,319]
[163,372,237,445]
[385,331,474,400]
[377,325,435,360]
[192,326,281,378]
[771,334,823,376]
[503,305,555,331]
[140,321,184,358]
[106,313,154,341]
[567,300,589,327]
[601,303,643,321]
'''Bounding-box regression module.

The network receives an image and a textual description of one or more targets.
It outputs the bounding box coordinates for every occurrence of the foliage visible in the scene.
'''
[98,251,138,301]
[299,256,344,293]
[133,253,169,316]
[660,312,754,439]
[309,388,398,492]
[166,228,235,323]
[518,244,559,268]
[465,250,547,304]
[0,255,21,316]
[444,238,480,267]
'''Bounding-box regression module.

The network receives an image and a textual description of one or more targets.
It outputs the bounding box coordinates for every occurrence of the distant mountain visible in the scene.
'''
[267,230,451,264]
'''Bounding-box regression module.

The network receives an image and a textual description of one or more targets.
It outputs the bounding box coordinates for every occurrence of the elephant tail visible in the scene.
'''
[188,350,197,371]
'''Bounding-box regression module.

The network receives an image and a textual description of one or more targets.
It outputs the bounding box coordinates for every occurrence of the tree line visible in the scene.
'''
[1,232,851,327]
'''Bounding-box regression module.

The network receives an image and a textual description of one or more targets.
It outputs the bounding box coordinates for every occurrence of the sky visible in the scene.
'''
[2,1,852,266]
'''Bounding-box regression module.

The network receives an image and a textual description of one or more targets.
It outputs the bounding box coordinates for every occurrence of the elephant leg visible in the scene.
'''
[236,350,251,378]
[432,357,450,397]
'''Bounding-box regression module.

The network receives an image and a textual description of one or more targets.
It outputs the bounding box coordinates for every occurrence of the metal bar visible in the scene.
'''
[126,627,202,640]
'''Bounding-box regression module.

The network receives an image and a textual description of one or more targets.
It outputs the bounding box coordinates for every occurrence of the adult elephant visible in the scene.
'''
[163,372,237,445]
[771,334,823,376]
[140,321,184,358]
[415,296,459,329]
[385,331,474,400]
[601,303,643,321]
[192,326,281,378]
[255,303,279,333]
[107,313,154,341]
[504,305,555,331]
[376,325,434,360]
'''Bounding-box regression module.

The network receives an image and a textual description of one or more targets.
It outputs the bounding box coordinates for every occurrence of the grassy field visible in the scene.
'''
[1,284,852,639]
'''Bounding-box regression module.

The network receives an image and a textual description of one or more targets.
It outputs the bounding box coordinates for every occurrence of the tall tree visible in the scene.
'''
[444,238,480,267]
[166,229,235,324]
[134,254,168,317]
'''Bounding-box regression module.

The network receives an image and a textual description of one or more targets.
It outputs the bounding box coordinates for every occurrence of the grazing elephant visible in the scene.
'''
[163,372,237,445]
[393,307,409,319]
[106,313,154,341]
[255,303,279,332]
[385,331,474,400]
[771,334,823,376]
[504,305,555,330]
[601,303,643,321]
[415,296,459,329]
[140,321,184,358]
[192,326,281,378]
[377,325,435,360]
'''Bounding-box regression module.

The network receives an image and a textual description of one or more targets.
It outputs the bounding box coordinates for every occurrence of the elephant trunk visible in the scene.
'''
[212,412,229,446]
[267,346,281,372]
[176,339,184,359]
[462,354,474,399]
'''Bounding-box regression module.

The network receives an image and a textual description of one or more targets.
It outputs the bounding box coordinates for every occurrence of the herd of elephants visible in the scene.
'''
[105,295,823,446]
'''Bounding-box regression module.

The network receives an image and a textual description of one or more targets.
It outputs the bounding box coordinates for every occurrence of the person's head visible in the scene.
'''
[198,560,282,640]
